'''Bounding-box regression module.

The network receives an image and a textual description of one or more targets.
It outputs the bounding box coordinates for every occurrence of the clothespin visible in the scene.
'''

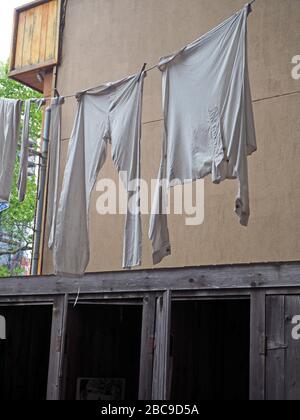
[53,89,65,105]
[54,88,60,98]
[139,63,147,80]
[36,98,46,111]
[247,0,255,15]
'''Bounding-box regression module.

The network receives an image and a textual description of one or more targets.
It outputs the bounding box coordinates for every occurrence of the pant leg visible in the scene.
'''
[149,135,171,265]
[47,97,64,249]
[18,99,32,202]
[149,70,171,265]
[0,99,22,202]
[110,74,145,269]
[235,107,251,227]
[54,94,109,276]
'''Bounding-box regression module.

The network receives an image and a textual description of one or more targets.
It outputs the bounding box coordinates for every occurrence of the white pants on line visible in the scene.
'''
[54,72,145,276]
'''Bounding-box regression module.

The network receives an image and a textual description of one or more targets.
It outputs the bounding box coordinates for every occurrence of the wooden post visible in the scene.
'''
[152,291,172,400]
[265,295,286,400]
[139,294,156,400]
[47,294,68,400]
[250,290,266,400]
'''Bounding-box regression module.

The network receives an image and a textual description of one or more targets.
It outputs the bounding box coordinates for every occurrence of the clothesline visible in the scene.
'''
[1,1,257,105]
[51,3,257,276]
[51,0,256,101]
[43,61,159,102]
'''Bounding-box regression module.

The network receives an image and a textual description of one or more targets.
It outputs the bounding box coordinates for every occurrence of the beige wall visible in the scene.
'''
[42,0,300,274]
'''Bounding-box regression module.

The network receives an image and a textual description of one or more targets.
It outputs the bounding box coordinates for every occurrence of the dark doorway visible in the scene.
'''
[0,305,52,401]
[64,304,142,400]
[170,300,250,401]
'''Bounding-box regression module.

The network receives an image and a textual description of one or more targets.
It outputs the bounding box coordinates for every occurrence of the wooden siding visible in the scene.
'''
[0,268,300,400]
[12,0,59,71]
[8,0,60,91]
[266,295,300,400]
[0,261,299,299]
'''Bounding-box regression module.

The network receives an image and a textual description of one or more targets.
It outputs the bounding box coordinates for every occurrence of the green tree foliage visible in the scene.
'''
[0,62,42,277]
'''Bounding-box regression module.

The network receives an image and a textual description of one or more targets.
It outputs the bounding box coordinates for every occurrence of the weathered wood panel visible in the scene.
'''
[47,294,68,400]
[139,294,156,400]
[152,291,171,400]
[266,295,300,400]
[21,8,34,67]
[266,296,285,400]
[0,262,300,298]
[284,296,300,400]
[250,290,266,400]
[45,0,58,61]
[13,0,59,71]
[31,5,43,64]
[14,12,26,68]
[39,2,50,63]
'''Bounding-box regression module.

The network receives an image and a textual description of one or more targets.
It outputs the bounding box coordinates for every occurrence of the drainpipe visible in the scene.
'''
[31,106,51,275]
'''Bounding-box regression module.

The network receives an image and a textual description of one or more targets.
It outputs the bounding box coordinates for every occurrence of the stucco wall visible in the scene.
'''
[42,0,300,274]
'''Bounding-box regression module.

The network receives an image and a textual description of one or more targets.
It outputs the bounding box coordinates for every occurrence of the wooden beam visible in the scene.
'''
[9,59,58,76]
[9,9,19,71]
[139,294,156,400]
[250,290,266,400]
[152,291,172,400]
[284,296,300,400]
[47,294,68,400]
[15,0,53,14]
[0,262,299,298]
[265,295,285,400]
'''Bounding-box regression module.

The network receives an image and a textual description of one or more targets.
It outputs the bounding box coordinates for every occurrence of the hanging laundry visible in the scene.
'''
[0,99,22,203]
[149,4,257,265]
[47,96,65,249]
[18,98,45,202]
[54,72,145,276]
[18,99,32,202]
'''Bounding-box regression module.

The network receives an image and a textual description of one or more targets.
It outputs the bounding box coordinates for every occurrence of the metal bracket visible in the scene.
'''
[259,336,267,356]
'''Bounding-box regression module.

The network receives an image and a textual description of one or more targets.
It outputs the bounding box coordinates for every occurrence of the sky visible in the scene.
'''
[0,0,27,62]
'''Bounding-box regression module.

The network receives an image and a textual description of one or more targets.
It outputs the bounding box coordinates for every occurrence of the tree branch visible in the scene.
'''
[0,236,22,247]
[0,243,32,257]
